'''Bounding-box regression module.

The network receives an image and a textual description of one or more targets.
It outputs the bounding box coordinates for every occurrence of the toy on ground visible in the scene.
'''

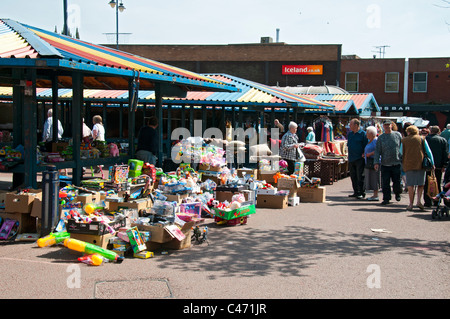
[191,225,209,245]
[78,254,105,266]
[63,238,124,263]
[0,218,19,240]
[37,231,70,247]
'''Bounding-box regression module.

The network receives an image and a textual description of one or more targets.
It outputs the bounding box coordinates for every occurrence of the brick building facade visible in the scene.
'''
[112,43,342,88]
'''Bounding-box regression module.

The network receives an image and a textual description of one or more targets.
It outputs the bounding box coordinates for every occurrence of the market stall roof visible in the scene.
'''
[0,73,335,111]
[297,93,380,114]
[0,19,238,93]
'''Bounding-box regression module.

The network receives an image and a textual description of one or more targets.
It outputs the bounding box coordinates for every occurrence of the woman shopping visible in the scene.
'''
[364,126,380,201]
[401,125,435,211]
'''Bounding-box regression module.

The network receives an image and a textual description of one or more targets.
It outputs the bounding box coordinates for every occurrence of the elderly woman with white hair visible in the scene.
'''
[305,126,316,143]
[364,126,380,201]
[280,121,300,174]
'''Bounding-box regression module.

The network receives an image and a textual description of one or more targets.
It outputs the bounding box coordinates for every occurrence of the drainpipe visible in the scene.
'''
[403,58,409,105]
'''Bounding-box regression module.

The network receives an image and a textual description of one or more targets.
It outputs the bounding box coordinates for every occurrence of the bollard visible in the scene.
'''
[41,165,60,237]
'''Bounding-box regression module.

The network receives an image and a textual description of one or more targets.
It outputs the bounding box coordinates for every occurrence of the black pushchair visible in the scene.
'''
[431,181,450,219]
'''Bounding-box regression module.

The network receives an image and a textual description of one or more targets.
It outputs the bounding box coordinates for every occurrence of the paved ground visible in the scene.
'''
[0,172,449,303]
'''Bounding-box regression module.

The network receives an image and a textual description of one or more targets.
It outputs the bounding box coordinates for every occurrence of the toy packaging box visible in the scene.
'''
[213,203,256,221]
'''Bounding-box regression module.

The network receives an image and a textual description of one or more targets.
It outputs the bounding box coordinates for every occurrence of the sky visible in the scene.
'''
[2,0,450,59]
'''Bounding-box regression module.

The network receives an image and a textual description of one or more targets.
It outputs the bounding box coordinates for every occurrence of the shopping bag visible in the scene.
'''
[427,170,439,198]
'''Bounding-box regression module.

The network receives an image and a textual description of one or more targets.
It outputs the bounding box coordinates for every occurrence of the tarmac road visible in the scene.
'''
[0,175,449,302]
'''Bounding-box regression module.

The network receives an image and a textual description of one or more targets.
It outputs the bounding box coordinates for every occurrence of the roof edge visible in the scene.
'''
[2,19,63,58]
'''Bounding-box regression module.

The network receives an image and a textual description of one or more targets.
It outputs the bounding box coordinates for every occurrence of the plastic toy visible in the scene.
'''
[37,231,70,247]
[83,203,104,215]
[126,226,147,254]
[78,254,104,266]
[192,226,209,245]
[63,238,124,263]
[109,143,120,157]
[0,218,19,240]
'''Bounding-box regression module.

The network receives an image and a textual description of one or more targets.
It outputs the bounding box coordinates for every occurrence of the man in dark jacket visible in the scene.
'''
[424,126,449,206]
[136,116,159,165]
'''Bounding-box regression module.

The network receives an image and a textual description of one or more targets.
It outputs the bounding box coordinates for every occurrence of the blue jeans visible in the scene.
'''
[136,150,156,165]
[380,164,402,201]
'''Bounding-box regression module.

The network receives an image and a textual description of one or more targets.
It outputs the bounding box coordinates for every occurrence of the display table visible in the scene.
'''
[303,157,348,185]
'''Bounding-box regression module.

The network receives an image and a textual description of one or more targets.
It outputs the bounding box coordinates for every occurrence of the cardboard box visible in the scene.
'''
[69,233,114,250]
[30,198,42,218]
[215,190,255,204]
[164,193,188,204]
[108,198,152,212]
[237,168,257,178]
[52,142,69,153]
[0,212,37,234]
[132,223,172,243]
[257,188,278,195]
[277,178,301,198]
[213,204,256,220]
[297,186,326,203]
[199,163,223,172]
[132,221,194,246]
[256,194,288,209]
[161,221,194,250]
[5,189,42,213]
[288,196,300,206]
[258,170,277,184]
[0,190,7,210]
[76,192,101,205]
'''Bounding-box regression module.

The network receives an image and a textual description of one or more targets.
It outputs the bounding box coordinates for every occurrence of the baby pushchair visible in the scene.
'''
[431,181,450,219]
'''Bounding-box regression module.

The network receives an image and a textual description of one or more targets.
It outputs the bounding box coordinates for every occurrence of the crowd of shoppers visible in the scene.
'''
[346,118,449,212]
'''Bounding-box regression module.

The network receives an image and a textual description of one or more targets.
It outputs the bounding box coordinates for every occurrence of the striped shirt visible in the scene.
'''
[280,132,299,161]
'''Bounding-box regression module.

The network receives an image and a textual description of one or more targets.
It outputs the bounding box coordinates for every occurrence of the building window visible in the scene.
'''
[385,72,399,93]
[345,72,359,92]
[413,72,427,93]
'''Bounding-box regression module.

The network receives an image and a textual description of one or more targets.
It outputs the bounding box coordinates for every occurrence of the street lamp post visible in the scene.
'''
[108,0,126,50]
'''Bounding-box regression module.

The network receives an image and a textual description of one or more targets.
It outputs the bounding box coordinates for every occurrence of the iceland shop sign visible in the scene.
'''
[282,65,323,75]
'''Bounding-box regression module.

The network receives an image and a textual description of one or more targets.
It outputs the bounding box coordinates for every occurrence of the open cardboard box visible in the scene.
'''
[277,178,301,198]
[5,189,42,214]
[108,198,152,212]
[0,212,37,234]
[132,221,194,245]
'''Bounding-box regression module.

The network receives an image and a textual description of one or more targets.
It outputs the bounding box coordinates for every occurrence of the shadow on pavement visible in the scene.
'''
[152,223,450,279]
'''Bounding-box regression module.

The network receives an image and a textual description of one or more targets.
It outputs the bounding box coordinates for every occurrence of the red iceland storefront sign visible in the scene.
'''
[282,65,323,75]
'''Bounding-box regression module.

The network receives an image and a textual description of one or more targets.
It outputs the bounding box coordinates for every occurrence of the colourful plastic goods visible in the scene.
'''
[78,254,104,266]
[37,231,70,248]
[128,159,144,178]
[63,238,124,263]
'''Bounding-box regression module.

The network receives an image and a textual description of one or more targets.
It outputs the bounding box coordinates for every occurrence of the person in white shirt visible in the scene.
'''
[92,115,105,141]
[42,109,64,142]
[92,115,105,174]
[82,118,92,142]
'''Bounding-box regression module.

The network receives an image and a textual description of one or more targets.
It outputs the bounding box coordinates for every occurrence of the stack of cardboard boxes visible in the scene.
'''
[0,189,40,235]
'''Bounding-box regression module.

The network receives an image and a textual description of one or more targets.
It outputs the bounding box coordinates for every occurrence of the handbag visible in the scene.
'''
[427,169,439,198]
[422,139,433,171]
[365,157,375,170]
